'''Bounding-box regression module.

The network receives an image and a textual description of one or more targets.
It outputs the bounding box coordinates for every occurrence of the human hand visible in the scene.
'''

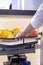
[16,31,25,39]
[16,29,39,39]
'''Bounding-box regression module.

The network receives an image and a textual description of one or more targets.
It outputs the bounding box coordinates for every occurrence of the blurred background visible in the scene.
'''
[0,0,43,10]
[0,0,43,65]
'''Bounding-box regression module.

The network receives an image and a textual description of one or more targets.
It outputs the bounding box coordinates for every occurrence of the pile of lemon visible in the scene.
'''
[0,28,20,38]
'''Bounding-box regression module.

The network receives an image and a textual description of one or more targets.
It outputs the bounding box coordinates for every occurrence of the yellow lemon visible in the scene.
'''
[1,29,9,38]
[0,34,1,37]
[7,33,14,38]
[12,28,20,36]
[0,30,1,37]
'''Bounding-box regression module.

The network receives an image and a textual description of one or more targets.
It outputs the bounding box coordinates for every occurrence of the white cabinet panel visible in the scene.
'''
[0,0,11,9]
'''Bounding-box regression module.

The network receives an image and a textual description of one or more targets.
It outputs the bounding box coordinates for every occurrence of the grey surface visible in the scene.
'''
[0,43,40,55]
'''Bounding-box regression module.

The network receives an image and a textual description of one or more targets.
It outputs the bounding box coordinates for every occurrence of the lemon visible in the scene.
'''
[0,34,1,37]
[12,28,20,36]
[7,33,14,38]
[1,29,9,38]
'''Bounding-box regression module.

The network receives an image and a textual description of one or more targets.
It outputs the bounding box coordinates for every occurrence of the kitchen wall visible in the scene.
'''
[0,15,32,30]
[0,15,41,65]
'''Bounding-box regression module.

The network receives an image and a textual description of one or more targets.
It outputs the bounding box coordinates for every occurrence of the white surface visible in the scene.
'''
[0,0,11,9]
[0,39,37,45]
[0,40,22,45]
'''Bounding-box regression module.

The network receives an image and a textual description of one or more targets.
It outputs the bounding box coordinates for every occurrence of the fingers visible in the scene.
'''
[16,29,39,39]
[16,32,24,38]
[16,30,27,39]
